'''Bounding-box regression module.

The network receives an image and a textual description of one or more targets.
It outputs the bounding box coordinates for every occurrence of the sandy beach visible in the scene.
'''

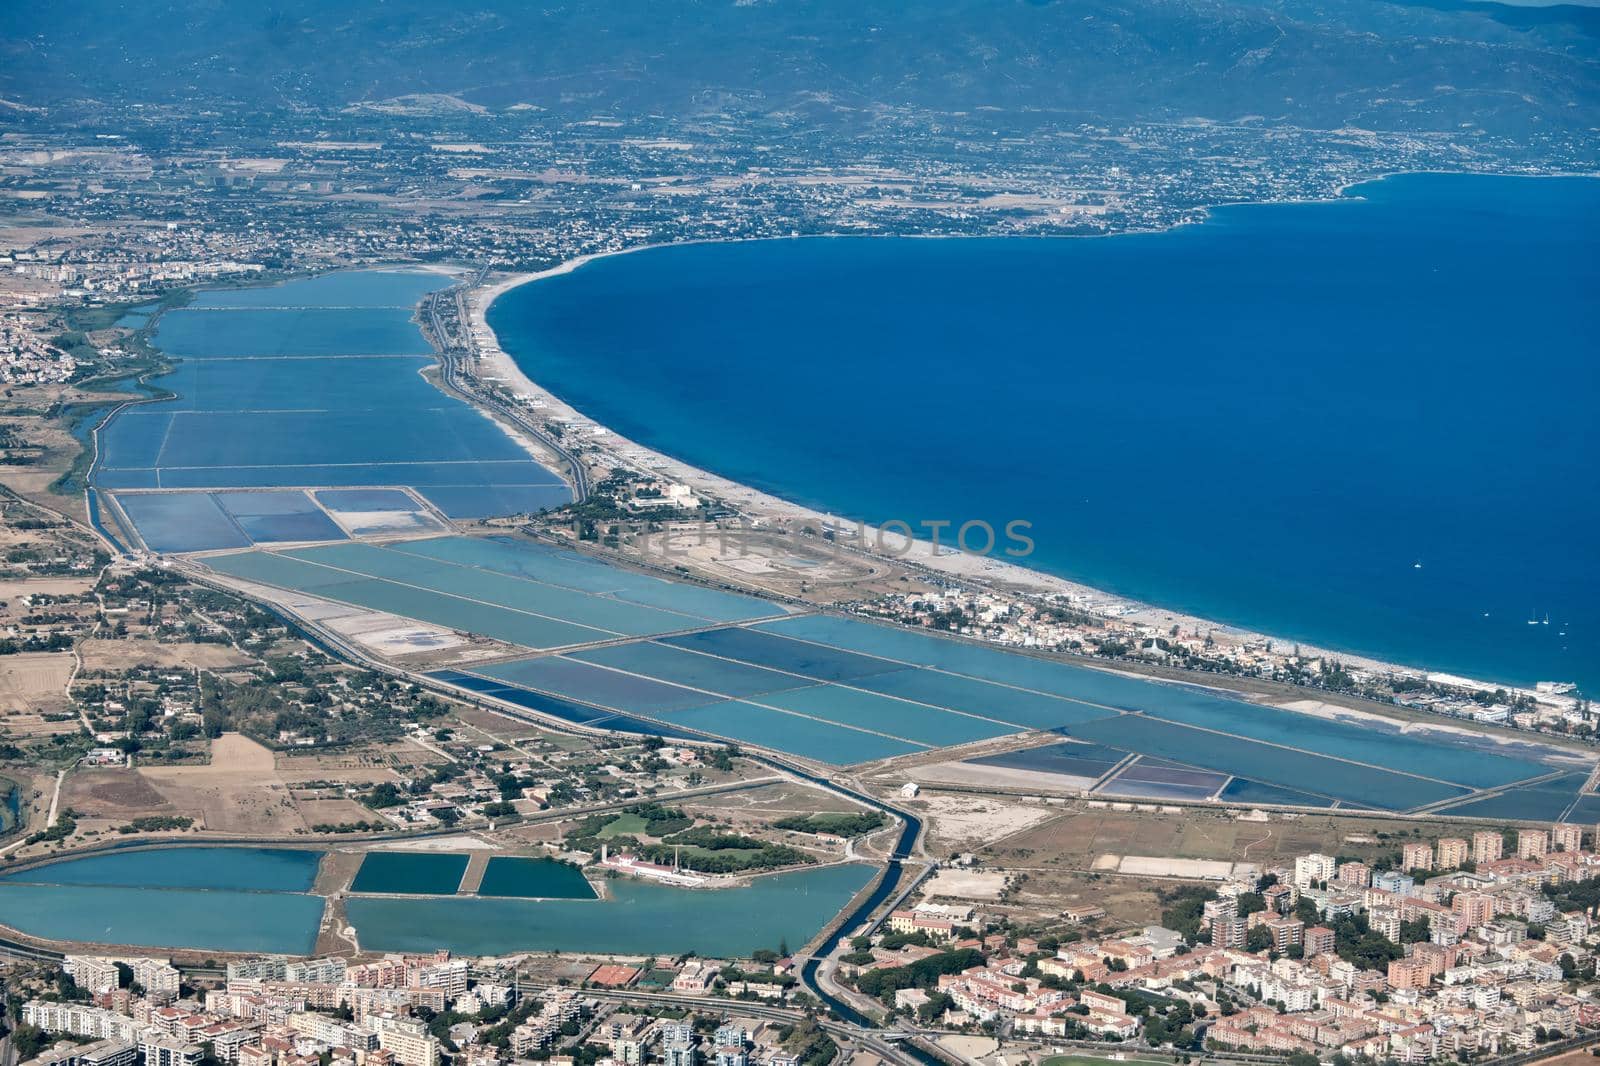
[463,252,1518,696]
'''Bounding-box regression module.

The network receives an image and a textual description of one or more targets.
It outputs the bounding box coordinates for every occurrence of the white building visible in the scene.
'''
[1294,853,1337,888]
[139,1033,203,1066]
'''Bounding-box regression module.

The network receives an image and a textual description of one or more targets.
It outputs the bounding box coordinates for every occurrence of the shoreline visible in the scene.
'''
[465,237,1554,702]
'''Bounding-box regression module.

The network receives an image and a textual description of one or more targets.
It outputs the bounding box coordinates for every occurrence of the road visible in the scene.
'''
[425,281,590,503]
[0,775,779,884]
[506,978,924,1066]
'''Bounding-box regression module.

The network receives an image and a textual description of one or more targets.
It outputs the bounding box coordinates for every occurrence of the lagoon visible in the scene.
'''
[349,851,470,895]
[0,845,321,891]
[94,269,571,539]
[0,847,325,954]
[0,884,325,955]
[489,174,1600,690]
[346,862,876,957]
[188,269,450,309]
[476,856,596,899]
[0,844,871,959]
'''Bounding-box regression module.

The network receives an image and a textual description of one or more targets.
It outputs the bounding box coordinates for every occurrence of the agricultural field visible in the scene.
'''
[0,652,74,713]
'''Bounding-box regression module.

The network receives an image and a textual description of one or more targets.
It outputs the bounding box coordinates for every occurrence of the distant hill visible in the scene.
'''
[2,0,1597,135]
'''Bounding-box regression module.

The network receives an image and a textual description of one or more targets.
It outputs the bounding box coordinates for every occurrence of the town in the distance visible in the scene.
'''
[1,6,1597,1066]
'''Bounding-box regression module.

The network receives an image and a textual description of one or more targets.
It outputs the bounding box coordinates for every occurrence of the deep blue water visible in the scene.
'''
[490,174,1599,690]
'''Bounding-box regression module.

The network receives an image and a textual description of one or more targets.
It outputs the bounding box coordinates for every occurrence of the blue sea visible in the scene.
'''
[489,174,1599,691]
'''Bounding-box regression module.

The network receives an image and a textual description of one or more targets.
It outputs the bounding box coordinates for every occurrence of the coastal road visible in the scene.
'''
[426,281,590,503]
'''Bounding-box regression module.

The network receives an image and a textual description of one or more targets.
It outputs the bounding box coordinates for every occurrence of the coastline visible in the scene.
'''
[466,245,1534,698]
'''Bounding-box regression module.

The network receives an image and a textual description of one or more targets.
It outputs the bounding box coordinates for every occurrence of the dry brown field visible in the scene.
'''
[990,805,1483,871]
[0,709,80,737]
[0,404,91,522]
[295,797,380,825]
[78,638,252,672]
[277,747,407,785]
[0,652,74,713]
[0,577,96,599]
[686,780,862,822]
[133,733,304,834]
[61,768,179,820]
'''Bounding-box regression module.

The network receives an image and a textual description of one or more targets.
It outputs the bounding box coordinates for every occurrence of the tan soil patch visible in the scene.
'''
[138,733,304,834]
[685,781,862,818]
[79,639,252,672]
[0,652,74,711]
[909,758,1100,793]
[277,749,404,785]
[925,869,1009,901]
[61,768,178,818]
[502,821,565,845]
[0,711,80,736]
[0,577,96,599]
[296,797,380,825]
[910,793,1056,849]
[1115,855,1241,879]
[989,807,1498,875]
[208,733,276,772]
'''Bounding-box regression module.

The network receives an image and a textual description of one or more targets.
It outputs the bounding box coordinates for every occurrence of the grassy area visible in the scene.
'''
[596,812,649,838]
[65,288,191,333]
[773,811,886,836]
[676,844,762,863]
[1042,1056,1172,1066]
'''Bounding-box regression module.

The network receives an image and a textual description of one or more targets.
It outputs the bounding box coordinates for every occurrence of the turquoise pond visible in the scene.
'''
[477,856,596,899]
[0,845,322,890]
[346,862,876,957]
[0,846,872,958]
[426,586,1581,810]
[487,174,1599,692]
[201,536,781,650]
[0,847,325,954]
[188,271,452,309]
[188,524,1579,812]
[349,851,470,895]
[150,308,436,358]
